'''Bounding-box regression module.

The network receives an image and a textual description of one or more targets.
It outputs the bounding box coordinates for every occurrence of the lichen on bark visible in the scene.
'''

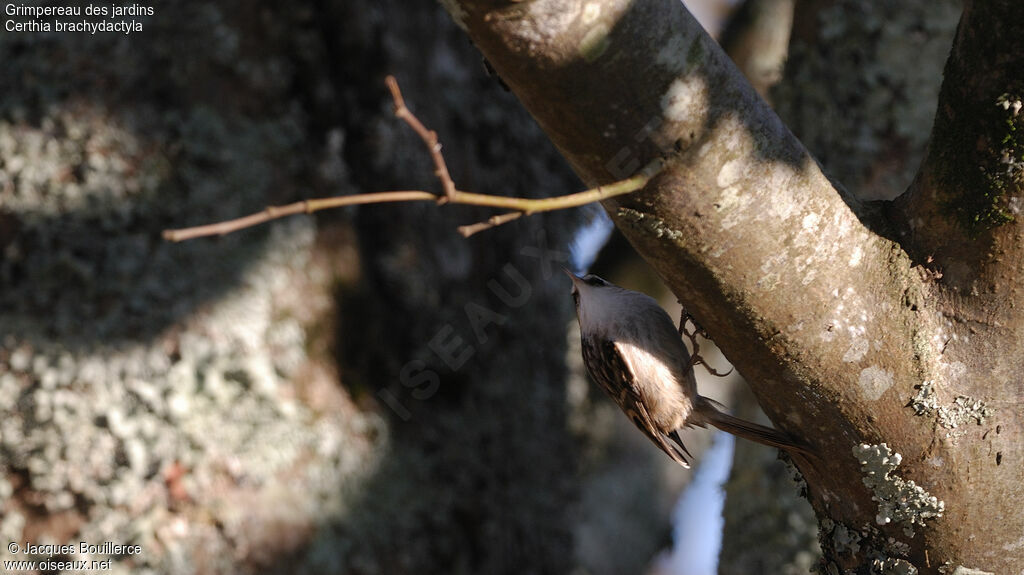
[853,444,944,537]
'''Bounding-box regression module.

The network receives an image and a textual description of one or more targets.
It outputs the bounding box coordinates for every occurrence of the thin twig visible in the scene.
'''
[385,75,458,203]
[457,211,524,237]
[162,76,664,242]
[678,307,733,378]
[163,191,436,242]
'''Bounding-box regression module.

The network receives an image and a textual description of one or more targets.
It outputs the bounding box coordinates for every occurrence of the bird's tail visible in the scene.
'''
[695,398,813,457]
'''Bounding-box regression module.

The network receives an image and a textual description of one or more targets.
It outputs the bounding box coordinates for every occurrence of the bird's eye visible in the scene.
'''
[583,274,608,287]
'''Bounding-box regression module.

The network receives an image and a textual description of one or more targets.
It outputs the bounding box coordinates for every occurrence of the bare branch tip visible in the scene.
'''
[385,75,406,111]
[458,220,493,237]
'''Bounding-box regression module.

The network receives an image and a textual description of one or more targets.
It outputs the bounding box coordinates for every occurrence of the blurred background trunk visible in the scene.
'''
[0,0,967,573]
[0,1,692,573]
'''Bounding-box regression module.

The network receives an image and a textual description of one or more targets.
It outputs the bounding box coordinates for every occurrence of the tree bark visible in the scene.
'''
[719,385,819,575]
[718,0,794,99]
[441,0,1022,572]
[323,2,581,572]
[776,0,962,201]
[0,2,591,573]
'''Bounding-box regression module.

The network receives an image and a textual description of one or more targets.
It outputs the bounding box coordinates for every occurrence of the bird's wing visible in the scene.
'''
[603,340,691,468]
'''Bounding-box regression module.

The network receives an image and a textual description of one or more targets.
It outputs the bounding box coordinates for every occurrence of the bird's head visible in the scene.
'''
[565,269,611,300]
[564,269,620,329]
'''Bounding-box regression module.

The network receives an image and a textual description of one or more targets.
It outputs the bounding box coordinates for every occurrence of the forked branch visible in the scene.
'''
[162,76,662,242]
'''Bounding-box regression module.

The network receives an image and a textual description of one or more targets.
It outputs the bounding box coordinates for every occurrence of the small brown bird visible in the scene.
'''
[567,271,808,467]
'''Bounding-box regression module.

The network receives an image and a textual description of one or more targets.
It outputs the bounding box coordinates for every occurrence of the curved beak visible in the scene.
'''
[563,268,582,300]
[562,267,581,284]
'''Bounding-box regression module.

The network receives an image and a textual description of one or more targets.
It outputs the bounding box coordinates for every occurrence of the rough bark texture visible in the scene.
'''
[1,7,355,573]
[317,3,581,572]
[0,1,640,573]
[715,3,820,571]
[443,0,1022,573]
[719,386,819,575]
[776,0,961,201]
[884,2,1024,572]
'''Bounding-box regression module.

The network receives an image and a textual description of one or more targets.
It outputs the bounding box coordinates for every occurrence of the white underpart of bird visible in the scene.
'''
[567,270,809,467]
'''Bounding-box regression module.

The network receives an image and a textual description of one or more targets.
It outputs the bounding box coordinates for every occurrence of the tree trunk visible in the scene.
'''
[0,1,595,573]
[722,0,960,569]
[322,2,580,572]
[441,0,1023,573]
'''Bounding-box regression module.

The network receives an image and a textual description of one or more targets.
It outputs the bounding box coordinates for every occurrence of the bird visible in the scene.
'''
[567,270,810,467]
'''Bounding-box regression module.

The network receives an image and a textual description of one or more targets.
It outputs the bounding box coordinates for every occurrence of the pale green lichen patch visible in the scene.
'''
[938,564,995,575]
[578,22,611,61]
[616,207,684,242]
[821,518,862,555]
[661,76,709,124]
[968,92,1022,231]
[859,366,894,401]
[992,92,1023,190]
[909,381,993,431]
[819,518,922,575]
[873,557,918,575]
[854,443,944,536]
[933,90,1021,236]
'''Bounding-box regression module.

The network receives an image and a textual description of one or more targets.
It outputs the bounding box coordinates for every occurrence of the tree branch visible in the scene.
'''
[885,4,1024,569]
[385,75,459,204]
[894,2,1024,298]
[440,0,951,569]
[163,76,660,242]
